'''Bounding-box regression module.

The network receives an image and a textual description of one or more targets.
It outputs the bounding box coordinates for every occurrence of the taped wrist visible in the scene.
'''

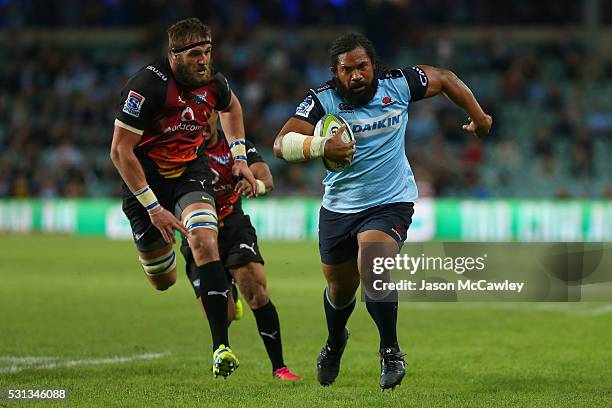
[132,185,160,213]
[229,139,247,161]
[255,179,266,195]
[281,132,328,161]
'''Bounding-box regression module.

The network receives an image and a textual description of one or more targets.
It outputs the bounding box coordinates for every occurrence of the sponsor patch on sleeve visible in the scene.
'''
[122,90,146,118]
[295,95,315,118]
[411,66,428,87]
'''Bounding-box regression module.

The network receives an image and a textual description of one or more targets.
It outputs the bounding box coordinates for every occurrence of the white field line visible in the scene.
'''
[0,352,169,375]
[0,356,59,364]
[399,302,612,315]
[581,304,612,316]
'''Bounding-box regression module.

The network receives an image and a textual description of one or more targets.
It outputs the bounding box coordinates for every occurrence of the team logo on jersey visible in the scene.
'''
[382,96,395,107]
[122,90,145,118]
[296,95,315,118]
[193,92,208,105]
[181,107,195,122]
[339,102,354,112]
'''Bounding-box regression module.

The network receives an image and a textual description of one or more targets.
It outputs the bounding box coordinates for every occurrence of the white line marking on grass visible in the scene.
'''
[0,356,59,364]
[577,305,612,316]
[400,302,612,316]
[0,352,169,374]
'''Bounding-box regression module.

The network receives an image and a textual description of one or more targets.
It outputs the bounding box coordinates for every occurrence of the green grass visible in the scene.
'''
[0,235,611,407]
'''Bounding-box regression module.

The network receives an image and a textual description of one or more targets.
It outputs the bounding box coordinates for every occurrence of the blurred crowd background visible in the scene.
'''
[0,0,610,199]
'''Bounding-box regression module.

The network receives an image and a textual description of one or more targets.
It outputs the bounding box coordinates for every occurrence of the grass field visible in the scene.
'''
[1,235,611,407]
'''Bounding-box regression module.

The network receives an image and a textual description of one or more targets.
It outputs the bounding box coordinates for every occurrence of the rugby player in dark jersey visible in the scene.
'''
[110,18,258,378]
[180,113,301,380]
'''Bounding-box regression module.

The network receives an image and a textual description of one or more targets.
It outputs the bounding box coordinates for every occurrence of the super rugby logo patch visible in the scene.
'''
[123,90,145,118]
[296,95,315,118]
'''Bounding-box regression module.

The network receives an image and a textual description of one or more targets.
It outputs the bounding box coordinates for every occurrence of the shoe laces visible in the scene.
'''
[381,349,405,370]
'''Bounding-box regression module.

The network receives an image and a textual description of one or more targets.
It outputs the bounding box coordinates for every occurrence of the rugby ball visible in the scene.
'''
[314,114,355,172]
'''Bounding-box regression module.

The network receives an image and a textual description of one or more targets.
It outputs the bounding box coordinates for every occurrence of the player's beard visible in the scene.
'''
[174,59,212,88]
[335,76,378,107]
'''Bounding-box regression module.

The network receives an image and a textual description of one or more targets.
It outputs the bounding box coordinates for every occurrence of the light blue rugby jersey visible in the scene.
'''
[293,67,429,213]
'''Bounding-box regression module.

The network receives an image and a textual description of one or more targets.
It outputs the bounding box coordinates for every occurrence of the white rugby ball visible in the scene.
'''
[314,114,355,172]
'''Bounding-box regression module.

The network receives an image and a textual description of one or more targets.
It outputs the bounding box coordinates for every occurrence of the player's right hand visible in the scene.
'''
[148,206,188,244]
[323,125,356,164]
[463,114,493,138]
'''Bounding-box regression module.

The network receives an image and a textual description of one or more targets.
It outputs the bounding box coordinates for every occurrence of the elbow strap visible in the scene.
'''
[281,132,327,162]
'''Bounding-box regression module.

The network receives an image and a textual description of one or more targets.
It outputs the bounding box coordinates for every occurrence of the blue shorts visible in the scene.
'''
[318,202,415,265]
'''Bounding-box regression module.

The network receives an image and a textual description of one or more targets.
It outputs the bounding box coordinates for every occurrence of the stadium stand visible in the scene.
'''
[0,0,610,199]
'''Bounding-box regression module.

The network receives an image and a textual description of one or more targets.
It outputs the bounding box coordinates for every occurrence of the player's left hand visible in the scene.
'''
[232,160,259,196]
[462,114,492,138]
[235,179,255,198]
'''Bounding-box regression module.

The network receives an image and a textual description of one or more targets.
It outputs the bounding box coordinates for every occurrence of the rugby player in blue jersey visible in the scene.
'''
[273,33,492,389]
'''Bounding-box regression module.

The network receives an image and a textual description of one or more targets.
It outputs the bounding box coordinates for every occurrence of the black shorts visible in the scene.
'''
[318,202,415,265]
[181,211,264,296]
[217,211,265,269]
[122,154,215,252]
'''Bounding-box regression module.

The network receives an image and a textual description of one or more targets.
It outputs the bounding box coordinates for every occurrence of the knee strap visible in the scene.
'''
[183,209,218,233]
[139,248,177,276]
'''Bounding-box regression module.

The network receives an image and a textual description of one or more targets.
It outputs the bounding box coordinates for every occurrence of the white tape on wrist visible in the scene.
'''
[229,139,247,161]
[281,132,328,162]
[132,185,160,213]
[255,179,266,195]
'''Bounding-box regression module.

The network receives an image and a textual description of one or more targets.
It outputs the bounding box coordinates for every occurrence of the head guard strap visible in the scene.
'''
[171,40,211,53]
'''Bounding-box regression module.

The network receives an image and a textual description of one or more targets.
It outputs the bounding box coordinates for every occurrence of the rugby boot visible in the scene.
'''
[273,366,302,381]
[212,344,239,378]
[316,328,349,386]
[379,346,405,390]
[231,283,244,321]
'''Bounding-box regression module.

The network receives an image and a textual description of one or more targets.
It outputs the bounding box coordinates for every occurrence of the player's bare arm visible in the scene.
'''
[273,118,355,163]
[417,65,492,138]
[218,91,259,195]
[235,162,274,198]
[110,125,187,243]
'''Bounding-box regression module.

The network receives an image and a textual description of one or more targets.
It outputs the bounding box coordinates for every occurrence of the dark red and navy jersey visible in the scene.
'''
[206,137,264,220]
[115,59,232,178]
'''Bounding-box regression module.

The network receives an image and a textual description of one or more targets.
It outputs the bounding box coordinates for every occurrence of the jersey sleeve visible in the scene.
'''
[401,66,429,102]
[245,140,265,165]
[213,71,232,111]
[291,91,326,126]
[115,69,166,133]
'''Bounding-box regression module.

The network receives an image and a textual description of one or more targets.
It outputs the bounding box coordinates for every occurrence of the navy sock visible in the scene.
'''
[253,301,284,371]
[323,288,355,349]
[197,260,230,350]
[365,290,399,350]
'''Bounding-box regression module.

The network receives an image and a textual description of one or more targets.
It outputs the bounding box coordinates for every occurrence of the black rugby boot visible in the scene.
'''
[379,346,406,390]
[316,328,349,386]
